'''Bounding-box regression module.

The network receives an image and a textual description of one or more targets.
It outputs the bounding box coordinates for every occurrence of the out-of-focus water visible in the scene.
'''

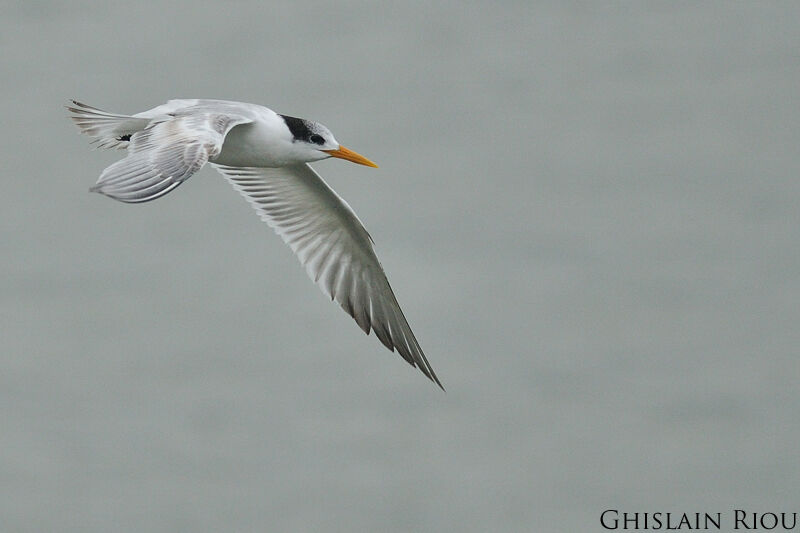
[2,2,799,531]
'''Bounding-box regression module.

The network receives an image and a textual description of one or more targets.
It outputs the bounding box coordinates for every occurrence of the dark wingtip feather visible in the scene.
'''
[419,358,445,391]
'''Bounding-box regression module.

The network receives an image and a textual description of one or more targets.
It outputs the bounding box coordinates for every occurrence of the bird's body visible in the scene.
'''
[68,99,442,389]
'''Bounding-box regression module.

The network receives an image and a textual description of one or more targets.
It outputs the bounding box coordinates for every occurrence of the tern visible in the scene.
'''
[67,99,442,389]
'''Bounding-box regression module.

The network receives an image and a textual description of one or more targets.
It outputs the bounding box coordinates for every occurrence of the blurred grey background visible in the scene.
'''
[2,2,799,531]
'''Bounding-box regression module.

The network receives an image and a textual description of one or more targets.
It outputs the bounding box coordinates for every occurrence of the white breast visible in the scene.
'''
[212,107,293,167]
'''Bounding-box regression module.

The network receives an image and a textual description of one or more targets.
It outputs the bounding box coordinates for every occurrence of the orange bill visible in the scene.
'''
[324,145,378,168]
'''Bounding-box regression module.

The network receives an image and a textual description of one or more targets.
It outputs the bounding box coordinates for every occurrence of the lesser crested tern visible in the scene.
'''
[68,99,442,389]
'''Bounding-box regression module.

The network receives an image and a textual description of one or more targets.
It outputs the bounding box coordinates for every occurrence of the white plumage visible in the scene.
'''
[68,99,442,389]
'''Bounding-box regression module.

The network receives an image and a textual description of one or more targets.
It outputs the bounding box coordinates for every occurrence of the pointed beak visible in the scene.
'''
[323,145,378,168]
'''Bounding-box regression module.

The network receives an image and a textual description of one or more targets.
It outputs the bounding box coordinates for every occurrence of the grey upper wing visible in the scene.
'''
[90,112,252,203]
[214,163,443,389]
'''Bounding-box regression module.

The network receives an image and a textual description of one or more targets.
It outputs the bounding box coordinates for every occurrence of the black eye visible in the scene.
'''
[310,134,325,145]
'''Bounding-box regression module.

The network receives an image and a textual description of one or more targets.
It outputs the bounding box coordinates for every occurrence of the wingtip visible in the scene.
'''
[428,370,445,392]
[416,358,445,391]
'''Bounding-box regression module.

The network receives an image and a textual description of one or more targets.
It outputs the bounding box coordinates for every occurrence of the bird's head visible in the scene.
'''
[278,114,378,168]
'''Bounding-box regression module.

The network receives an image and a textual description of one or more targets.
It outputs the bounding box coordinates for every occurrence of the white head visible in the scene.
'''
[279,114,378,167]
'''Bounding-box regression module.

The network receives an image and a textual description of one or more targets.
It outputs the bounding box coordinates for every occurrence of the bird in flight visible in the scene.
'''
[68,99,442,389]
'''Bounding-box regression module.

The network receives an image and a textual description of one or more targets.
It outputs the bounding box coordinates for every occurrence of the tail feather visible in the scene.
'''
[66,100,149,149]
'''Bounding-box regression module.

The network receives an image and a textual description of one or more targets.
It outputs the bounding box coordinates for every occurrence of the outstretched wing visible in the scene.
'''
[214,163,443,389]
[90,112,252,203]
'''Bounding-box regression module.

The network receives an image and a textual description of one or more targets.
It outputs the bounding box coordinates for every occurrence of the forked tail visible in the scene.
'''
[66,100,149,149]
